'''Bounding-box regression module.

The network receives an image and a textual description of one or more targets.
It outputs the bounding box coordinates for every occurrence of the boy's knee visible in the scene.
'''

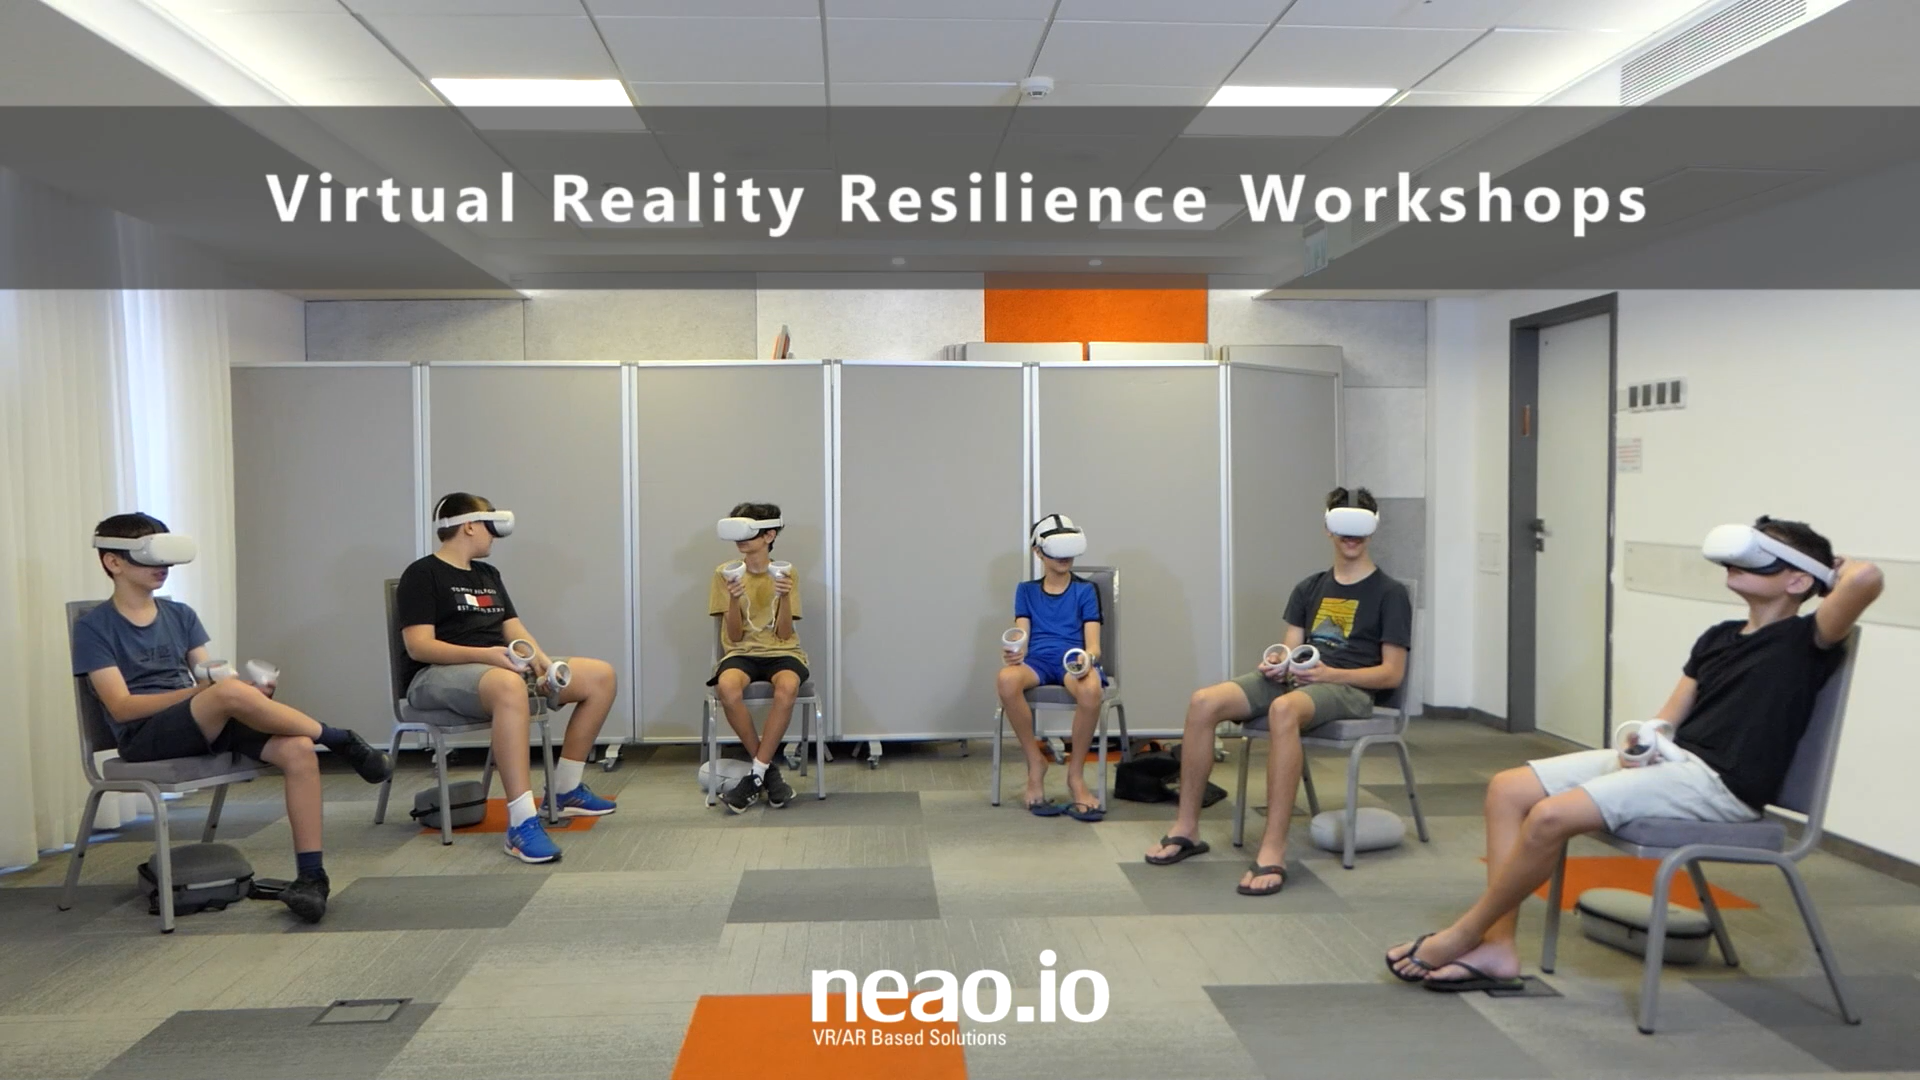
[771,677,799,704]
[1189,684,1236,723]
[575,657,616,694]
[996,666,1028,695]
[1522,797,1588,842]
[1072,678,1102,705]
[1488,767,1538,806]
[272,735,319,772]
[1266,693,1308,733]
[209,678,263,711]
[715,679,746,706]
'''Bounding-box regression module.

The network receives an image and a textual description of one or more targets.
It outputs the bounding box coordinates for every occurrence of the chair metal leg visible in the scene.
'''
[1232,735,1253,848]
[990,707,1004,806]
[1638,853,1683,1034]
[813,702,826,800]
[1115,702,1132,761]
[703,699,719,808]
[60,788,106,911]
[1390,738,1430,843]
[1687,861,1739,967]
[433,730,456,846]
[480,745,496,802]
[1779,862,1860,1024]
[796,707,810,777]
[152,794,176,934]
[1341,740,1367,870]
[1541,845,1568,973]
[1096,707,1108,810]
[374,725,408,824]
[203,784,228,843]
[1301,757,1321,817]
[538,718,559,824]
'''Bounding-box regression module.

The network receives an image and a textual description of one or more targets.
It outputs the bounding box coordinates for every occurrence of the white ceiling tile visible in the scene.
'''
[1034,21,1270,87]
[1396,88,1535,104]
[1500,0,1709,33]
[168,11,420,85]
[826,0,1055,18]
[589,0,815,13]
[600,16,823,83]
[1416,27,1625,93]
[1053,0,1287,23]
[290,76,442,103]
[630,81,826,105]
[345,0,585,14]
[832,83,1019,106]
[1230,26,1482,87]
[1024,83,1215,106]
[1282,0,1522,29]
[366,15,616,77]
[153,0,345,12]
[828,18,1046,83]
[1184,106,1375,138]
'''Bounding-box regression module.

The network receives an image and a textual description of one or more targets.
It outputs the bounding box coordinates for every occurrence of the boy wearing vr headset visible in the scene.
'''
[709,502,806,813]
[1146,488,1412,896]
[397,493,621,864]
[73,513,393,923]
[998,515,1107,821]
[1388,517,1880,991]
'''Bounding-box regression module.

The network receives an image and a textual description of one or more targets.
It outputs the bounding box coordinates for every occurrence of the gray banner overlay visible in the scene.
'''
[3,107,1917,289]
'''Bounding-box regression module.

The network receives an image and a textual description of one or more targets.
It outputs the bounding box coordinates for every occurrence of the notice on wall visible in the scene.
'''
[1615,436,1643,474]
[1477,532,1504,574]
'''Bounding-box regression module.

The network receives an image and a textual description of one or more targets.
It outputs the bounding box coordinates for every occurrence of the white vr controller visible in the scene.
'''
[505,638,570,700]
[1001,627,1027,656]
[1702,523,1834,592]
[1031,514,1088,560]
[771,560,792,580]
[193,658,279,688]
[92,533,198,567]
[1325,507,1378,538]
[717,516,783,542]
[436,509,515,538]
[722,560,791,581]
[1063,648,1093,678]
[1261,643,1322,677]
[1615,720,1693,768]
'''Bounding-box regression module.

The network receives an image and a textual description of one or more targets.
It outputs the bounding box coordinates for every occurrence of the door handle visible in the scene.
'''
[1531,518,1549,553]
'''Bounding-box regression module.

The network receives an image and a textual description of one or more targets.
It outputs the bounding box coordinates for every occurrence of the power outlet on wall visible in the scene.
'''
[1622,376,1686,413]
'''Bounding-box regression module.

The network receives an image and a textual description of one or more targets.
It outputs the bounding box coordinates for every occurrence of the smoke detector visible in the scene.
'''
[1020,76,1054,100]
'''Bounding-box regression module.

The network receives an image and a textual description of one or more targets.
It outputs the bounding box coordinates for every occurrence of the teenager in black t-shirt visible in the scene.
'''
[1388,516,1880,991]
[1145,487,1413,897]
[396,493,621,864]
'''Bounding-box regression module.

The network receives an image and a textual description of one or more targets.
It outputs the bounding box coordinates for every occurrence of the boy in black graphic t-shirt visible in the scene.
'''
[396,493,621,864]
[1388,516,1880,991]
[1146,487,1412,898]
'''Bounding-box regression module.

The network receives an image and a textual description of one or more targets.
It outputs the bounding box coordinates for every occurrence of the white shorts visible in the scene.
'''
[1527,749,1760,833]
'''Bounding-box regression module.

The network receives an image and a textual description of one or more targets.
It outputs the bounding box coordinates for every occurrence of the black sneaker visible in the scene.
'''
[764,764,794,809]
[336,731,393,784]
[721,771,765,814]
[280,871,330,924]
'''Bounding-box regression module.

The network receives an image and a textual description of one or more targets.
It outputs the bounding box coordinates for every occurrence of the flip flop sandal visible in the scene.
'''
[1236,864,1287,896]
[1421,962,1525,994]
[1145,835,1210,865]
[1385,933,1437,983]
[1026,799,1067,817]
[1065,802,1106,823]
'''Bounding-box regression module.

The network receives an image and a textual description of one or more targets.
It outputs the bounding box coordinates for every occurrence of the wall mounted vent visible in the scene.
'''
[1621,0,1806,106]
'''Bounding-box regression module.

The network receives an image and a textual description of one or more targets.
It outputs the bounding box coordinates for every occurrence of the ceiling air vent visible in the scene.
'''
[1620,0,1806,106]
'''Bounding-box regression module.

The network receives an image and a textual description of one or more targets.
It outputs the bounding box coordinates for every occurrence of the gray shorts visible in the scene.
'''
[407,659,570,722]
[1529,749,1760,833]
[1228,672,1377,729]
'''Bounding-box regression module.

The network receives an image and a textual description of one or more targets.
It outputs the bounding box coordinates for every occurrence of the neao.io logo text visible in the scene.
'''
[811,950,1108,1048]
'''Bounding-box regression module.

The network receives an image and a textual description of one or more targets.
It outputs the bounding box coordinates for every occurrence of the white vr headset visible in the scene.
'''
[1031,514,1087,560]
[1702,523,1834,593]
[92,533,198,566]
[1325,506,1379,538]
[436,509,515,538]
[717,516,783,542]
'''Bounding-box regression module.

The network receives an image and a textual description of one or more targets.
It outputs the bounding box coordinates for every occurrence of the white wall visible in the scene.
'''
[1431,288,1920,862]
[225,290,304,365]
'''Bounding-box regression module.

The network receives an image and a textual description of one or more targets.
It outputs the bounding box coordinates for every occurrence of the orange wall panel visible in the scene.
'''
[983,280,1207,357]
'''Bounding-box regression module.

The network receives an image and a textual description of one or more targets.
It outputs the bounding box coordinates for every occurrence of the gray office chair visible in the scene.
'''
[702,616,826,806]
[989,565,1131,810]
[372,579,558,843]
[59,600,274,934]
[1232,609,1429,869]
[1541,627,1865,1035]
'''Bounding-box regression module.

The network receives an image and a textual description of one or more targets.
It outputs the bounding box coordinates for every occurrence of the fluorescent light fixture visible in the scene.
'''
[432,78,632,108]
[1207,86,1396,108]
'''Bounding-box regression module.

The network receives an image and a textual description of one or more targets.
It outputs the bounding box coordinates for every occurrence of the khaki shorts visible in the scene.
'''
[1228,672,1377,730]
[406,658,573,722]
[1528,749,1760,833]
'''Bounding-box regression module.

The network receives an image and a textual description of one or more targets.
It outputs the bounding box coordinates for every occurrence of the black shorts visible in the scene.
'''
[116,697,272,764]
[708,655,810,687]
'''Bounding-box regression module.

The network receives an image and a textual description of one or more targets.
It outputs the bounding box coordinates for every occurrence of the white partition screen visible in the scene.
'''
[231,365,418,744]
[633,363,830,741]
[837,362,1028,739]
[1228,363,1341,670]
[1036,362,1225,734]
[427,364,634,744]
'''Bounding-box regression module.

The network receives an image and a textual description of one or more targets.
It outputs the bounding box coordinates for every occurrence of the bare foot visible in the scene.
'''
[1146,829,1199,861]
[1387,926,1479,981]
[1424,940,1521,985]
[1238,841,1288,892]
[1066,779,1097,812]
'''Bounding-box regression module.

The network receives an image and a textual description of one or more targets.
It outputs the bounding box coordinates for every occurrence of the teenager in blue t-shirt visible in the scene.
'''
[996,515,1106,822]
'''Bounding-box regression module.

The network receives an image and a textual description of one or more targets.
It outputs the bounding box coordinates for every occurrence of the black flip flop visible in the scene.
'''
[1236,864,1287,896]
[1385,933,1436,983]
[1065,802,1106,823]
[1145,835,1209,865]
[1026,799,1067,817]
[1422,961,1525,994]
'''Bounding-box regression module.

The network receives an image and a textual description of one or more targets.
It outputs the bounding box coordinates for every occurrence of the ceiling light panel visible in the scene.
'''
[1232,25,1483,86]
[365,14,616,77]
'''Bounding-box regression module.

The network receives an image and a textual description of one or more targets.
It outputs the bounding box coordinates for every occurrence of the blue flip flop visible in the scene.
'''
[1026,799,1067,817]
[1065,802,1106,823]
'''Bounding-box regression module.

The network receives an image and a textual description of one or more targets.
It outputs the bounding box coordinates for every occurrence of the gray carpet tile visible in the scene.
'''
[92,1004,435,1080]
[289,874,545,933]
[727,866,941,924]
[1694,975,1920,1071]
[1120,859,1352,915]
[1209,982,1547,1080]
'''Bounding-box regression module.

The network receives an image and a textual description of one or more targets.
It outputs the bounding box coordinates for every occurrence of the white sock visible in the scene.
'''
[552,757,586,795]
[507,791,537,828]
[751,759,769,779]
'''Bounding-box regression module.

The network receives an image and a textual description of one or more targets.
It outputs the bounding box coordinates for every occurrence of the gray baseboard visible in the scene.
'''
[1423,705,1514,732]
[1819,832,1920,887]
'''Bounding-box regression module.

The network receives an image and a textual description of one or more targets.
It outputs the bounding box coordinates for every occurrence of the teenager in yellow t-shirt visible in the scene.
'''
[708,502,808,813]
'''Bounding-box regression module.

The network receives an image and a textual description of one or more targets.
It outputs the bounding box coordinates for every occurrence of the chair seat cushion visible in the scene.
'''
[400,704,492,731]
[743,680,816,700]
[1611,816,1788,852]
[101,752,263,784]
[1244,712,1397,742]
[1024,680,1114,707]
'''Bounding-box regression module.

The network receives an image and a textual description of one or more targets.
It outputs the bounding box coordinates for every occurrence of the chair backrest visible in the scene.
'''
[66,599,119,781]
[1776,626,1862,854]
[1376,581,1420,720]
[1075,566,1120,682]
[383,579,411,708]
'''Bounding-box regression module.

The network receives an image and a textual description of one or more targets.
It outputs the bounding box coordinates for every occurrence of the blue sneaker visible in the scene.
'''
[505,816,562,864]
[548,783,617,818]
